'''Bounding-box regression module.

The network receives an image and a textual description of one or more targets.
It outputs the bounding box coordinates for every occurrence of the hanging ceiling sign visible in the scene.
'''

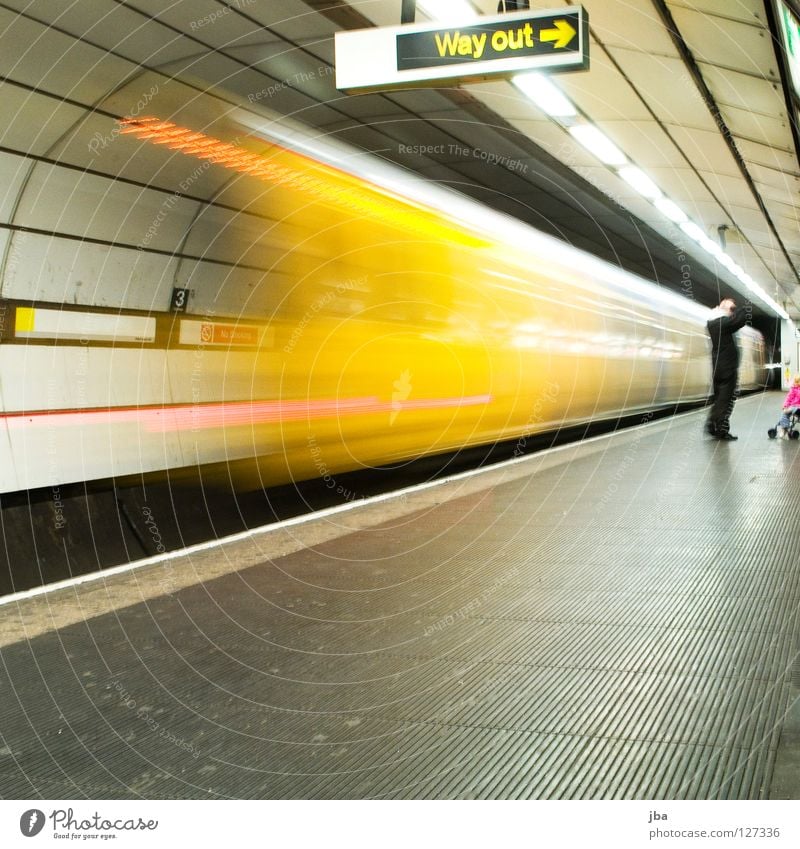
[335,6,589,94]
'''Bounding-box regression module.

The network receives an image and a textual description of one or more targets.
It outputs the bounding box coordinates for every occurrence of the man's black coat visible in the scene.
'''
[707,306,748,379]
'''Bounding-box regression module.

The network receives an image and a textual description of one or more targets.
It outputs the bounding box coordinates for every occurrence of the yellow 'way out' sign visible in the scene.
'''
[397,14,581,70]
[335,6,588,94]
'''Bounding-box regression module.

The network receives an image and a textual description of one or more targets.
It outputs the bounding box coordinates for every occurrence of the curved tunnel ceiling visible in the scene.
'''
[0,0,797,336]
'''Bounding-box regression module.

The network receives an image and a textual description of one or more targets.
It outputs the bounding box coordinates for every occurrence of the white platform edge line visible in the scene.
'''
[0,406,705,607]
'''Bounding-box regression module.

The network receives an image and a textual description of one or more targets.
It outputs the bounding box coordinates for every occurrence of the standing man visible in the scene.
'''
[706,297,748,440]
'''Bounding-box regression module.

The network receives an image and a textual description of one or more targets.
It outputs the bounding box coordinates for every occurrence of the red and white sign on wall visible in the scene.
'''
[180,320,271,348]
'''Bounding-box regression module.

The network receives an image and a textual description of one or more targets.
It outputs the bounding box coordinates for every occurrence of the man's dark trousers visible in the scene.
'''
[709,371,737,434]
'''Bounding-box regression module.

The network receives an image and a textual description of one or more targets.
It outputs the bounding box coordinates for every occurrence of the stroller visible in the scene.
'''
[768,407,800,440]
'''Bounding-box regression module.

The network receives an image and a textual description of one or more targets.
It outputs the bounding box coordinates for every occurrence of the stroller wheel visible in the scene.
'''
[790,430,800,440]
[768,428,777,439]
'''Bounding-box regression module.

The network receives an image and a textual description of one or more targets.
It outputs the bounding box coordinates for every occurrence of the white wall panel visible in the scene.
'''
[0,83,87,157]
[130,0,287,51]
[174,260,293,320]
[15,162,202,252]
[0,152,32,220]
[166,350,281,405]
[6,411,186,492]
[0,346,186,491]
[0,347,174,411]
[0,8,135,102]
[0,349,18,491]
[0,421,18,492]
[164,350,283,469]
[1,233,178,310]
[0,230,12,294]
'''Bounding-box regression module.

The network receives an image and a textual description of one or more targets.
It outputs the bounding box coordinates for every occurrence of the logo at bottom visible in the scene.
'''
[19,809,46,837]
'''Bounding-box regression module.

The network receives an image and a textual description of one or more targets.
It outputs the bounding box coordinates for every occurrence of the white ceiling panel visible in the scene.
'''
[667,0,765,27]
[558,53,653,122]
[727,203,784,232]
[749,162,800,192]
[669,7,778,76]
[607,49,718,130]
[728,111,793,149]
[591,121,684,169]
[505,120,601,168]
[0,153,31,221]
[126,0,300,47]
[759,179,800,208]
[699,64,786,113]
[585,0,678,54]
[0,83,87,157]
[470,81,550,122]
[697,170,759,208]
[0,7,136,103]
[14,0,201,70]
[266,4,342,41]
[734,137,799,172]
[677,198,734,228]
[662,125,740,174]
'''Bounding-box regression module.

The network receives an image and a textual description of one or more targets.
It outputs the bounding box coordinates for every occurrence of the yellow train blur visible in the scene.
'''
[132,114,721,488]
[3,114,762,496]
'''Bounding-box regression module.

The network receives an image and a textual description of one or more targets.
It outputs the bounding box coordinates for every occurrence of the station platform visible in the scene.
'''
[2,392,799,800]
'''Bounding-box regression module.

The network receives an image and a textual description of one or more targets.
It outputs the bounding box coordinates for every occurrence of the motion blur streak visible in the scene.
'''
[0,107,764,495]
[2,395,494,432]
[118,117,485,247]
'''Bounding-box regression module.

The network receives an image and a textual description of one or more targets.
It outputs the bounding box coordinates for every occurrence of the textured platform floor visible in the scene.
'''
[2,393,799,799]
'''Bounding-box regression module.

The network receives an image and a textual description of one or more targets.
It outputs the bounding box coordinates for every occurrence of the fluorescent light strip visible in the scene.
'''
[677,224,788,318]
[568,124,627,165]
[617,165,661,200]
[654,196,688,224]
[513,72,577,118]
[417,0,478,20]
[410,1,789,321]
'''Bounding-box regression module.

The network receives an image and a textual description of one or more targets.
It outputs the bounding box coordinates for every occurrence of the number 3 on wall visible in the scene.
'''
[171,288,190,312]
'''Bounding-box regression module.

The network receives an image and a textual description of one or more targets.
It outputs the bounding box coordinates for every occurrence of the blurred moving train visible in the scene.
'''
[0,108,765,495]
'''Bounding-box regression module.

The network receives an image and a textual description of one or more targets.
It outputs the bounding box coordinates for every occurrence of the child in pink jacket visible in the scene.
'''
[777,376,800,438]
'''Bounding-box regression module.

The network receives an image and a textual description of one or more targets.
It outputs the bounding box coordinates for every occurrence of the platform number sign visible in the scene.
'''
[171,288,190,312]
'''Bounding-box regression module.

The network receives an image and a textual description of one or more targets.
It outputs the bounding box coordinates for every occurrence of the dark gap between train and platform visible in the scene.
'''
[0,400,711,597]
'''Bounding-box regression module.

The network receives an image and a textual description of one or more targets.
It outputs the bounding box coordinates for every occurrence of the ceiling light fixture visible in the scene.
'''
[653,196,688,224]
[416,0,478,21]
[568,125,627,166]
[617,166,662,200]
[513,72,577,118]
